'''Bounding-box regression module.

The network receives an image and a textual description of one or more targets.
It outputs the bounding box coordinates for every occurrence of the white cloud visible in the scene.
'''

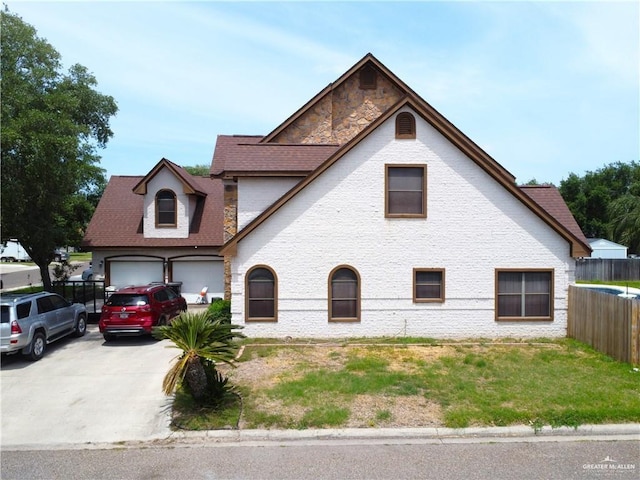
[6,0,638,184]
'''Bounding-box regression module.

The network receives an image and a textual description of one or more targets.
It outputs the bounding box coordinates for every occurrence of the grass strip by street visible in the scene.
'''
[172,338,640,431]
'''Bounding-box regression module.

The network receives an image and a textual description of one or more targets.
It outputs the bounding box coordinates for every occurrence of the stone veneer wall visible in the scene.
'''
[223,184,237,300]
[272,68,403,145]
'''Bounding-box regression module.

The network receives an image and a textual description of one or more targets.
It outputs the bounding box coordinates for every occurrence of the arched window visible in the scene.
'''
[395,112,416,139]
[329,265,360,322]
[156,190,176,227]
[246,266,277,322]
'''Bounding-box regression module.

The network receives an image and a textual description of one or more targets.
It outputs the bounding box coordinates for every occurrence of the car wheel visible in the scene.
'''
[103,333,115,342]
[86,274,93,281]
[74,314,87,337]
[25,332,46,361]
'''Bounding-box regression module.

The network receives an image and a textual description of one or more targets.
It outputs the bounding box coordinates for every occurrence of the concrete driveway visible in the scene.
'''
[0,325,178,448]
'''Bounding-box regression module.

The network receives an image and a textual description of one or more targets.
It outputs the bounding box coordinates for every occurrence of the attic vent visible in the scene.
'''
[359,65,377,90]
[396,112,416,139]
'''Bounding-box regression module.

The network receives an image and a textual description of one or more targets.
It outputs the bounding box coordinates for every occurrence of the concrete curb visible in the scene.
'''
[3,424,637,451]
[165,423,640,445]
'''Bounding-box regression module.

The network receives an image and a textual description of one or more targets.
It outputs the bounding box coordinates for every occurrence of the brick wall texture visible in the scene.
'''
[230,108,576,339]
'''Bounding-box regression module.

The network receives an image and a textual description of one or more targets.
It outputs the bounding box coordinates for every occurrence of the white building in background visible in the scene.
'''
[587,238,628,259]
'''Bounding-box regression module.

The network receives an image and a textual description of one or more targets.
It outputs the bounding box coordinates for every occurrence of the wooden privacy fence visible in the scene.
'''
[575,258,640,281]
[567,286,640,365]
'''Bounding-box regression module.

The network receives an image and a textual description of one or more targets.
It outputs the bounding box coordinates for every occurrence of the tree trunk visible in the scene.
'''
[38,261,52,291]
[185,356,208,401]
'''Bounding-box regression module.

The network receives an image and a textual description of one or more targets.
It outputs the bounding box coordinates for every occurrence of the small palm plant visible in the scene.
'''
[153,311,245,403]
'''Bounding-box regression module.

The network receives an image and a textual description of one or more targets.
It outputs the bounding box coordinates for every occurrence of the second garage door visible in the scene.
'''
[172,260,224,303]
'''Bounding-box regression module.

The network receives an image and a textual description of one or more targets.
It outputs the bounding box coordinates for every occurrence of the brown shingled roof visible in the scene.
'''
[210,136,341,178]
[83,174,224,249]
[520,185,590,256]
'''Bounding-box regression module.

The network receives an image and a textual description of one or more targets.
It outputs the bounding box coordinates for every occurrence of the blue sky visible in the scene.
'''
[7,0,639,186]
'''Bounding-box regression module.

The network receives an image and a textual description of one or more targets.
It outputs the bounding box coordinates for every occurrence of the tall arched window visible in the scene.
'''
[246,265,277,322]
[156,190,176,227]
[329,265,360,322]
[395,112,416,139]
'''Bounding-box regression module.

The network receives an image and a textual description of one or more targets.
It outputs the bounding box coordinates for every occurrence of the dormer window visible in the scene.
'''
[359,65,377,90]
[156,189,176,227]
[396,112,416,139]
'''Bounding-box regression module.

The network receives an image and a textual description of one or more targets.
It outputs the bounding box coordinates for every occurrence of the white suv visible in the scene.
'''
[0,292,87,361]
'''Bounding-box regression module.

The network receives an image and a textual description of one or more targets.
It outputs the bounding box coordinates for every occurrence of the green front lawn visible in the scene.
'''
[184,338,640,431]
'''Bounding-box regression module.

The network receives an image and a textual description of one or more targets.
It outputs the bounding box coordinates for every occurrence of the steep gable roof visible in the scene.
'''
[133,157,208,196]
[212,54,515,185]
[262,53,410,145]
[83,172,224,249]
[221,93,590,258]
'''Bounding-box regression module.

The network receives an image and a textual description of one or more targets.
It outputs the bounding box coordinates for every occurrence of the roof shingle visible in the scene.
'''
[83,174,224,249]
[520,185,590,251]
[210,135,339,177]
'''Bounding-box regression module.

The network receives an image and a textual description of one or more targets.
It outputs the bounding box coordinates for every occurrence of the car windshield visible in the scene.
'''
[107,294,149,307]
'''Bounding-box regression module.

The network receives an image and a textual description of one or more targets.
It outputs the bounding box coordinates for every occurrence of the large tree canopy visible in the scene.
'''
[1,9,117,290]
[559,161,640,253]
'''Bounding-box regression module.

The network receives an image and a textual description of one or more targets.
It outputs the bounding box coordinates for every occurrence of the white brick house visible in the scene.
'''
[215,54,590,339]
[86,53,589,337]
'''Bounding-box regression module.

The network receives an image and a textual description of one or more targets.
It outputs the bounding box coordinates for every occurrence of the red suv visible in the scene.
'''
[99,284,187,341]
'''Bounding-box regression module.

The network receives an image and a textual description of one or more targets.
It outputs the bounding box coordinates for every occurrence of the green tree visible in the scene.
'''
[559,161,640,241]
[183,164,210,176]
[607,194,640,253]
[153,312,245,402]
[1,10,117,289]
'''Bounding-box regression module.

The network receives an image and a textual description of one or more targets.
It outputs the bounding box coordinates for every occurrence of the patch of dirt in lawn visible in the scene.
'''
[346,394,443,428]
[224,344,454,428]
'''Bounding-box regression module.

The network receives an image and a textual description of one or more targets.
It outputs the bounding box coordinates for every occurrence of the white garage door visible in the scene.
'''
[172,260,224,302]
[109,261,164,288]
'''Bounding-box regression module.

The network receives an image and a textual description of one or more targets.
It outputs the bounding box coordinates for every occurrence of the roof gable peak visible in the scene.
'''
[132,158,207,196]
[261,53,417,146]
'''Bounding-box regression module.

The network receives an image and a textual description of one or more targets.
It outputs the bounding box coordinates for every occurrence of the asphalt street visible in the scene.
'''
[0,261,91,291]
[1,438,639,479]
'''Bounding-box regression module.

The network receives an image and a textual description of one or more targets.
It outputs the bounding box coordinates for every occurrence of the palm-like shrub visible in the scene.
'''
[153,311,245,402]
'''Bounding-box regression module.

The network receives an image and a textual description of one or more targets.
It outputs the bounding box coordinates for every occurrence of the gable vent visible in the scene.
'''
[396,112,416,139]
[359,65,377,90]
